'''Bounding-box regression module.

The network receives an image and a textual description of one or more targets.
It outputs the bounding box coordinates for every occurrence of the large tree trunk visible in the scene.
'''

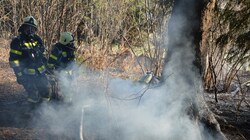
[165,0,227,139]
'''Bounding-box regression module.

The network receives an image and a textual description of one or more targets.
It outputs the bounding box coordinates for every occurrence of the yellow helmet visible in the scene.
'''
[22,16,38,29]
[59,32,74,45]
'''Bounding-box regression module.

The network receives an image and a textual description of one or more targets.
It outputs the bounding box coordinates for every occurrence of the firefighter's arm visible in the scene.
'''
[34,35,45,53]
[47,46,60,71]
[73,50,77,62]
[9,38,25,83]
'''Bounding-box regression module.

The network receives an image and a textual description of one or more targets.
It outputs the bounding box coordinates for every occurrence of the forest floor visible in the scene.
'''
[205,93,250,140]
[0,46,249,140]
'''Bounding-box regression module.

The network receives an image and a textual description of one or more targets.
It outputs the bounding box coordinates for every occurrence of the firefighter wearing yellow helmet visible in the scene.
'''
[9,16,50,103]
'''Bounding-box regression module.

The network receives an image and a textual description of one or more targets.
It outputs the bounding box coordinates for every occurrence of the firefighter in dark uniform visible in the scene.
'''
[9,16,50,103]
[47,32,76,102]
[47,32,76,72]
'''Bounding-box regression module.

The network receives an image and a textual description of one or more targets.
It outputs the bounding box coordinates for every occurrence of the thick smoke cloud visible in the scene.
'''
[30,0,219,140]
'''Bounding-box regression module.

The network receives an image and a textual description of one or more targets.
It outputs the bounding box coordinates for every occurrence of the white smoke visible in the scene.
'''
[30,61,207,140]
[29,1,222,140]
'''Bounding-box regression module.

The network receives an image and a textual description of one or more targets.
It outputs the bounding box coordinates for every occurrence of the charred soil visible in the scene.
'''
[0,47,250,140]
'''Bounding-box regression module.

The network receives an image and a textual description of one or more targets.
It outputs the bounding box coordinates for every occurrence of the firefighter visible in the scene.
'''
[47,32,76,72]
[47,32,76,102]
[9,16,50,103]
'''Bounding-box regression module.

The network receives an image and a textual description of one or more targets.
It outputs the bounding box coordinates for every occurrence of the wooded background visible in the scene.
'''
[0,0,172,78]
[1,0,250,97]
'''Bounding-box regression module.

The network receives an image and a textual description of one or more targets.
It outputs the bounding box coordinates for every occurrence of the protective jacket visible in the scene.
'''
[47,43,76,71]
[9,33,47,79]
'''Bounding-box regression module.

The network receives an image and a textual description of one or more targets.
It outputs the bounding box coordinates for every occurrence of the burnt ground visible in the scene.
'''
[0,47,250,140]
[205,93,250,140]
[0,47,79,140]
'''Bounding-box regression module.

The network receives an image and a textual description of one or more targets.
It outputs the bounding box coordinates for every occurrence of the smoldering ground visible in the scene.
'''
[28,61,219,140]
[27,0,222,139]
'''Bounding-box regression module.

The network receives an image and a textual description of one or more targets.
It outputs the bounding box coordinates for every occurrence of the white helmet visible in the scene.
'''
[22,16,38,29]
[59,32,74,45]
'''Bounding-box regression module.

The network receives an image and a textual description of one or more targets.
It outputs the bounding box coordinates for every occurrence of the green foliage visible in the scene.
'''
[203,1,250,92]
[215,1,250,62]
[218,1,250,32]
[216,34,229,48]
[236,31,250,48]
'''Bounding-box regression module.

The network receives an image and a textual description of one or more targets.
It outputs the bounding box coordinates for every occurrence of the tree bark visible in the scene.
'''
[165,0,227,139]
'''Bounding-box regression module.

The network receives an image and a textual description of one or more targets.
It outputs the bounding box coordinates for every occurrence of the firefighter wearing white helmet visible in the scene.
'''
[48,32,76,71]
[9,16,50,103]
[59,32,74,45]
[18,16,38,36]
[47,32,76,102]
[23,16,38,29]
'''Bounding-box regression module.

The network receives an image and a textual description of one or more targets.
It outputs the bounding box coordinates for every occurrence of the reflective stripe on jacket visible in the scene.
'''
[9,34,47,76]
[47,43,76,70]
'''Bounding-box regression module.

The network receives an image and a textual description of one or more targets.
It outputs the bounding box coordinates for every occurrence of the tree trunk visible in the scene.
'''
[165,0,227,139]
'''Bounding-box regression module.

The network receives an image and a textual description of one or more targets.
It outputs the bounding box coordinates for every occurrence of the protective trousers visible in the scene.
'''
[21,74,50,103]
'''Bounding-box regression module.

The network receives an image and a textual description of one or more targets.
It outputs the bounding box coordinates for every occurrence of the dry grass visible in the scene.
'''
[0,39,24,95]
[77,45,147,80]
[0,38,10,61]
